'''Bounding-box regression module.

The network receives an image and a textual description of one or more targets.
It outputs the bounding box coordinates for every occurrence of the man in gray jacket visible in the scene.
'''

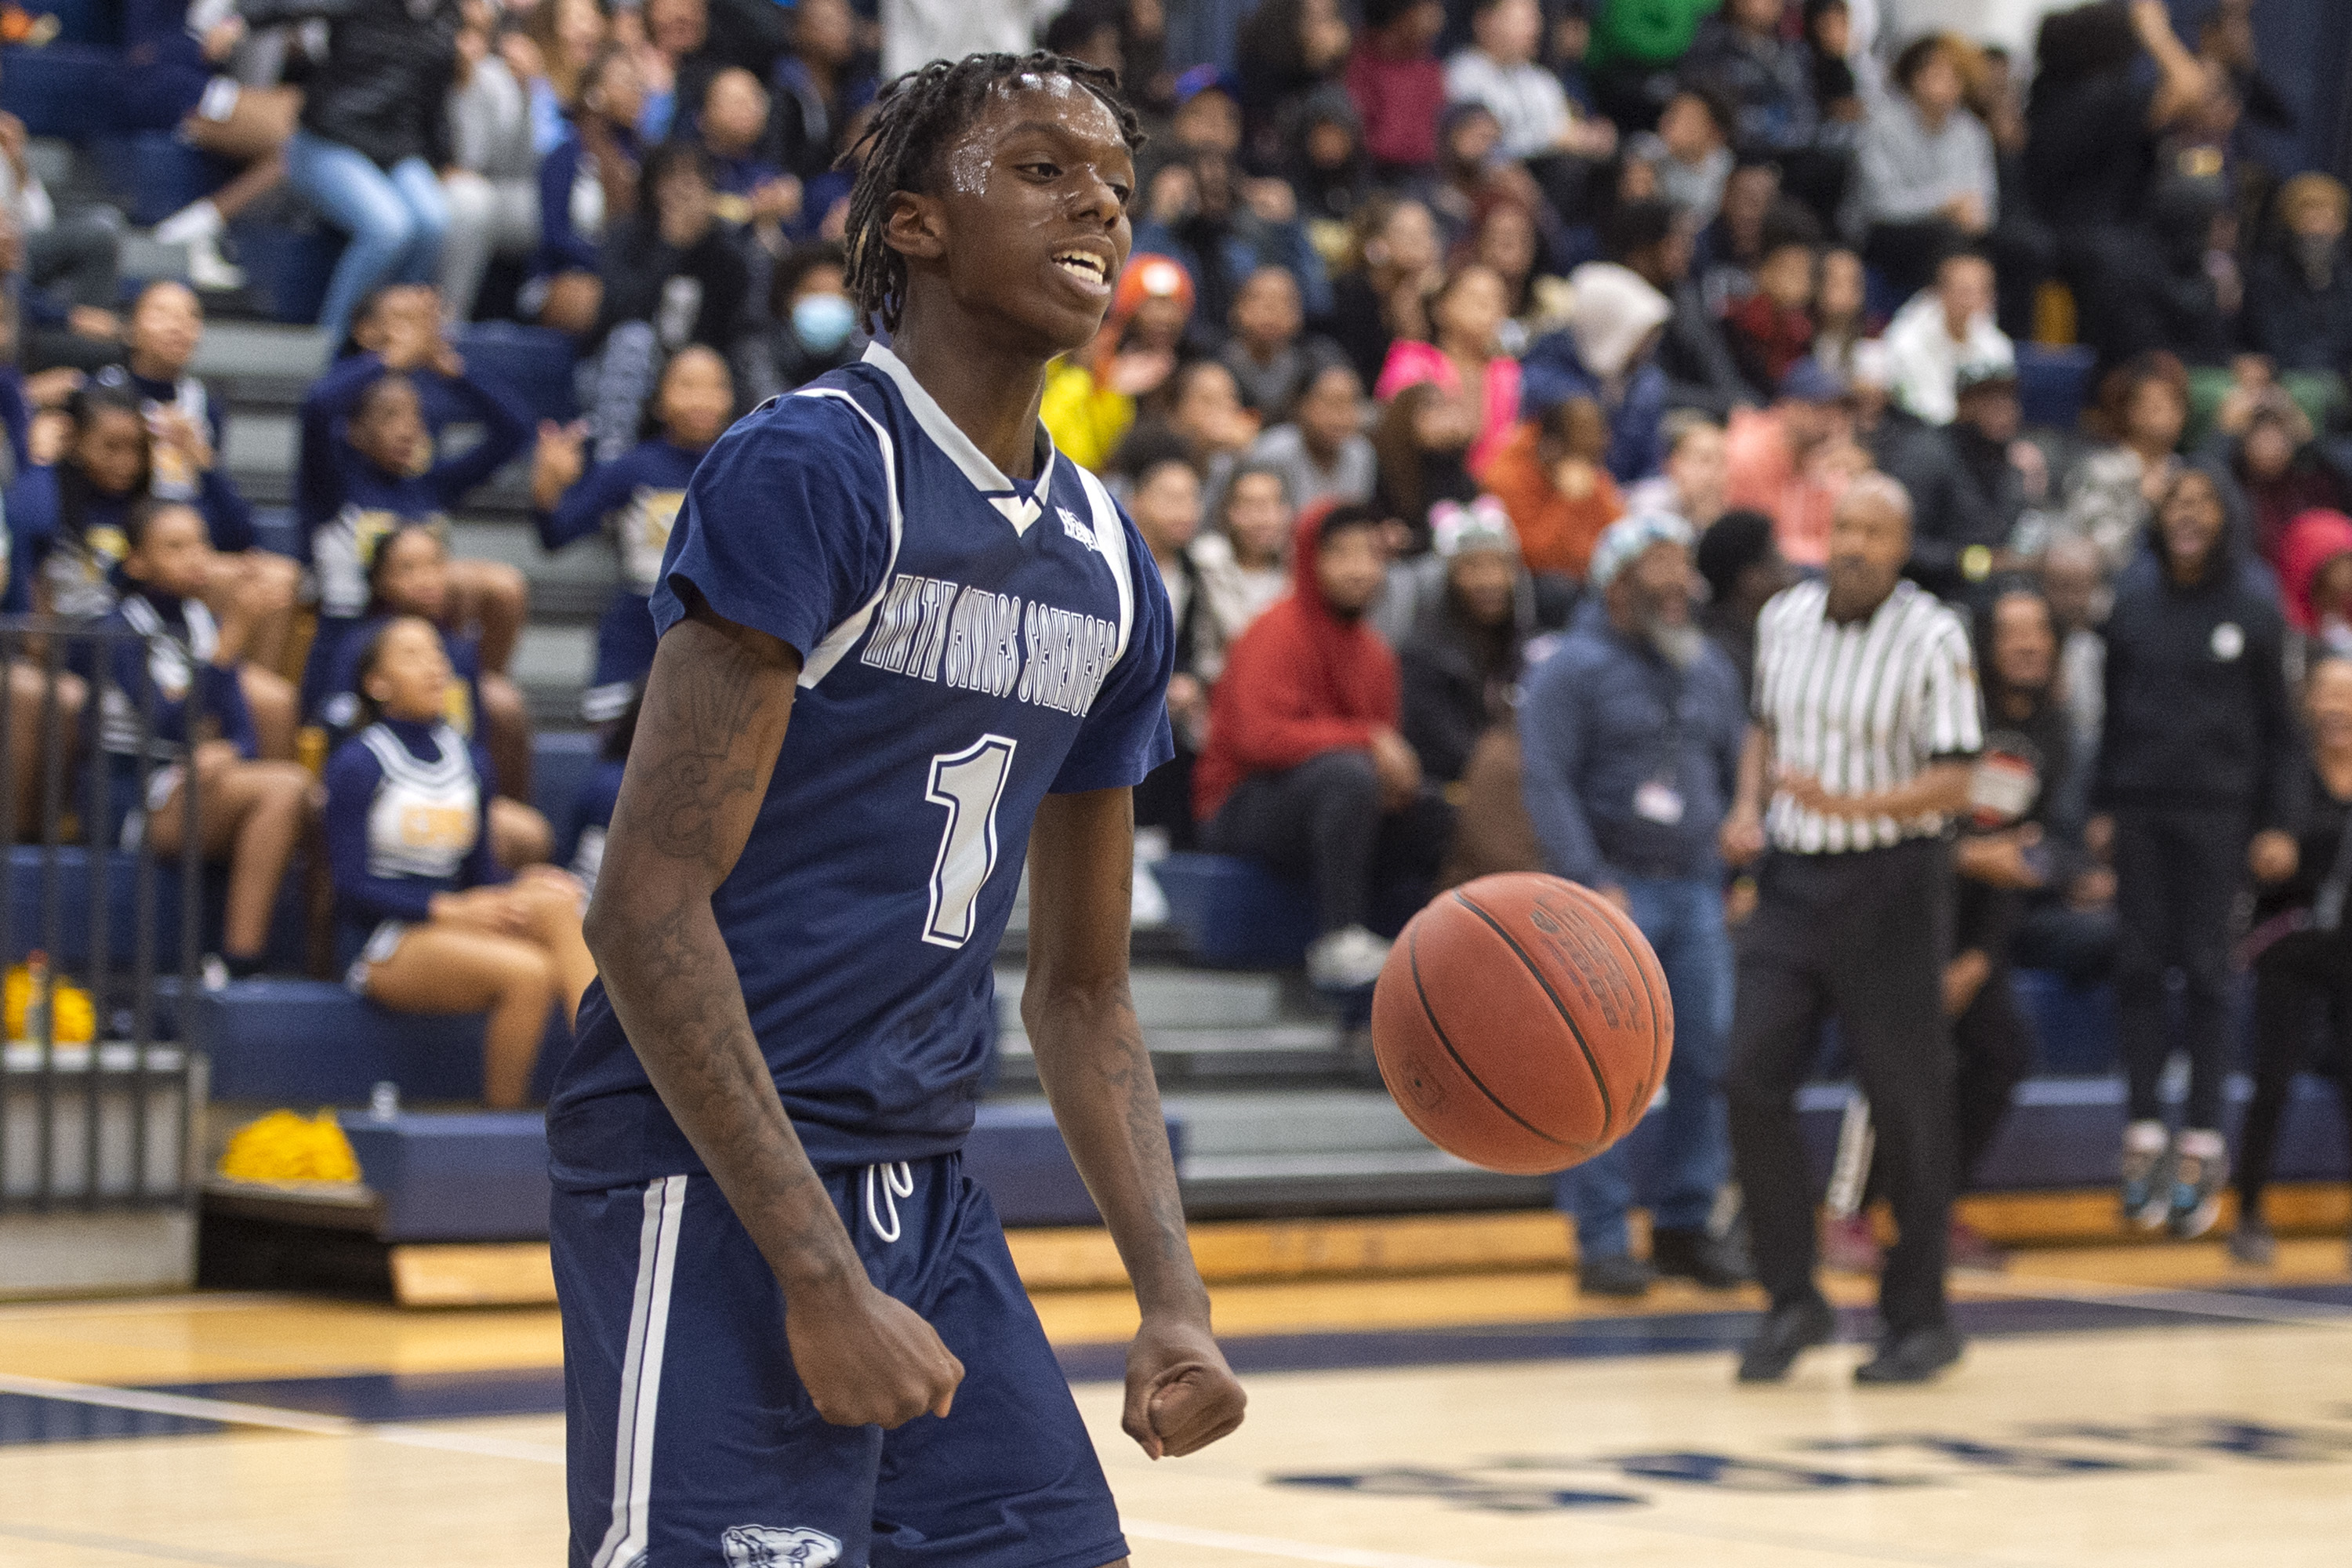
[1519,512,1751,1297]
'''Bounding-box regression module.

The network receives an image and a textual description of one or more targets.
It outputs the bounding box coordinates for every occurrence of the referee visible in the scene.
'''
[1721,474,1984,1386]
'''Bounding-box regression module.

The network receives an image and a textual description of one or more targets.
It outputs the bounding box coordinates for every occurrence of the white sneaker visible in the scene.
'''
[1307,924,1391,991]
[183,233,245,292]
[151,198,221,246]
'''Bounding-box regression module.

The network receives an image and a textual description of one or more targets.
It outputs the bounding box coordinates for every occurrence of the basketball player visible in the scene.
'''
[545,52,1246,1568]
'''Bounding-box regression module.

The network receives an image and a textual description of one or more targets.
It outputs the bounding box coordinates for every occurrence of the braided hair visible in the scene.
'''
[840,51,1144,335]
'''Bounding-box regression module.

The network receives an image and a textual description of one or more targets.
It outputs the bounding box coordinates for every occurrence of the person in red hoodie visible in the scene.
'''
[2278,508,2352,658]
[1195,499,1454,989]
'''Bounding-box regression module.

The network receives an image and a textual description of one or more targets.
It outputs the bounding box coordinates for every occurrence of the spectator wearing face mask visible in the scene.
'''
[734,241,857,408]
[1520,510,1748,1299]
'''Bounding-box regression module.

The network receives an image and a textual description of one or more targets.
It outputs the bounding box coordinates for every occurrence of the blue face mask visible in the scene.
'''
[792,293,855,354]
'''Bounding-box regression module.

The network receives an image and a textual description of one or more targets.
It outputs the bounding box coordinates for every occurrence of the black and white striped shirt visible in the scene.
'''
[1754,578,1983,855]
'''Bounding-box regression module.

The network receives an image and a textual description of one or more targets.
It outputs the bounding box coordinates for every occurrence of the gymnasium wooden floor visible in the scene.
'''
[2,1239,2349,1568]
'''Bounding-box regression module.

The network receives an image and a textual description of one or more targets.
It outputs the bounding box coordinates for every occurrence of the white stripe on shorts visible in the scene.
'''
[592,1174,688,1568]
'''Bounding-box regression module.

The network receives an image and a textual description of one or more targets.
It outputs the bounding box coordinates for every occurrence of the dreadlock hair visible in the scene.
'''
[840,51,1144,336]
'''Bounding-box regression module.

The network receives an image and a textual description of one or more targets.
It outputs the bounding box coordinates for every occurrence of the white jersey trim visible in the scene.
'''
[590,1174,686,1568]
[858,341,1058,535]
[1069,463,1137,669]
[786,388,906,690]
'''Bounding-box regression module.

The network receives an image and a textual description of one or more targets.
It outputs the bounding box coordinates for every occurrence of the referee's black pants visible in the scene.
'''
[1728,839,1957,1334]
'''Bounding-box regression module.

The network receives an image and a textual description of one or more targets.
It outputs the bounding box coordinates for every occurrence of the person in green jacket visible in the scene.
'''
[1590,0,1723,129]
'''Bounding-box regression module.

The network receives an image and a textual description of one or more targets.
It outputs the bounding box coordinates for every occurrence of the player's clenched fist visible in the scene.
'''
[786,1277,965,1428]
[1123,1316,1247,1459]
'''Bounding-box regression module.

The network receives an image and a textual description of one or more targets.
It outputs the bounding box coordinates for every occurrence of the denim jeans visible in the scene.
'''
[1553,875,1734,1259]
[285,132,449,347]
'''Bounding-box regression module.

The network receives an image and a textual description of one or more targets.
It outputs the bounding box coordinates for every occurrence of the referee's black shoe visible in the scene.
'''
[1854,1323,1965,1385]
[1735,1294,1836,1383]
[1652,1226,1751,1290]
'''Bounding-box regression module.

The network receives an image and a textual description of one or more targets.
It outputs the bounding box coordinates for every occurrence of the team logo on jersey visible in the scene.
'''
[1058,506,1098,549]
[719,1524,840,1566]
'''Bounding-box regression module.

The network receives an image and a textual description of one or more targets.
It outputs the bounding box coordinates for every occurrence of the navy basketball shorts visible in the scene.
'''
[553,1153,1127,1568]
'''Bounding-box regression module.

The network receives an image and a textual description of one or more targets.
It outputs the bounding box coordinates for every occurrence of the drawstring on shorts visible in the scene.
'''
[862,1161,915,1243]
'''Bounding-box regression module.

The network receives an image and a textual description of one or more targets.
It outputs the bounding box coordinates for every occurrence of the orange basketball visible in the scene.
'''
[1370,873,1674,1175]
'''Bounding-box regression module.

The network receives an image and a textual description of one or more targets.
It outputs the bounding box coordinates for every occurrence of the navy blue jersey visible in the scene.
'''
[547,344,1175,1185]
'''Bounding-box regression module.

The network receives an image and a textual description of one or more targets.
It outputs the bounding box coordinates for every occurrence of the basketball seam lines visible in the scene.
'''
[1408,920,1592,1154]
[1451,891,1617,1136]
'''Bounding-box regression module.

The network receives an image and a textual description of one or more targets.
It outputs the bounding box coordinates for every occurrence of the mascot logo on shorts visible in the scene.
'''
[720,1524,842,1567]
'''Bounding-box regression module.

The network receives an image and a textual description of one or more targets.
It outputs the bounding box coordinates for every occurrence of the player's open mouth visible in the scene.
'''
[1052,249,1112,289]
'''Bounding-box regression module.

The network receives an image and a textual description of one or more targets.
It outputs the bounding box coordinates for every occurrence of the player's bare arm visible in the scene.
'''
[1027,787,1247,1458]
[583,596,964,1428]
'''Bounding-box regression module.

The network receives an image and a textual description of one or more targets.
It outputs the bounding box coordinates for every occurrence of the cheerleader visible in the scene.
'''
[313,523,553,867]
[99,281,303,670]
[529,344,728,721]
[96,501,311,976]
[13,382,298,757]
[324,617,594,1108]
[296,320,533,720]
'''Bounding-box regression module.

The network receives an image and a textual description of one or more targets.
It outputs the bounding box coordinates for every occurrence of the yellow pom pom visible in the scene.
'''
[6,964,98,1044]
[217,1110,364,1185]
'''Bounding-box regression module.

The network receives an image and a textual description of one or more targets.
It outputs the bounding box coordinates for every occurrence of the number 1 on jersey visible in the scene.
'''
[923,735,1018,949]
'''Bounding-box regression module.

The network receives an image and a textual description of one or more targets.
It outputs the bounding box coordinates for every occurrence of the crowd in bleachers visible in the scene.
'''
[0,0,2343,1264]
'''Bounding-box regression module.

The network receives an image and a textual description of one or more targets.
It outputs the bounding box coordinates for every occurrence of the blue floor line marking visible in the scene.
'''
[0,1283,2345,1448]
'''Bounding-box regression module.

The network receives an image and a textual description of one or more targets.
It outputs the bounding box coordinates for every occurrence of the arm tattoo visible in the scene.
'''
[587,615,858,1288]
[631,631,772,868]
